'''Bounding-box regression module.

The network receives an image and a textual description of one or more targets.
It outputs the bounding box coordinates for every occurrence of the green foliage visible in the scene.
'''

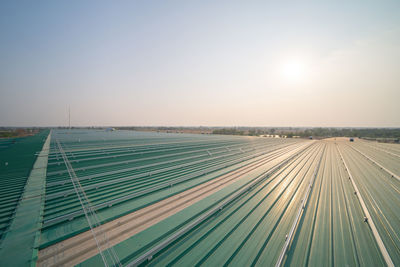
[212,128,246,135]
[0,132,17,138]
[212,127,400,139]
[286,128,400,139]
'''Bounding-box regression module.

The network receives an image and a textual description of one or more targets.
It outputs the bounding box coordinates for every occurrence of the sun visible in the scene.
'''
[280,60,308,83]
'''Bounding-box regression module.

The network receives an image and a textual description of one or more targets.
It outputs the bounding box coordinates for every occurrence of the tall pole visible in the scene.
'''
[69,106,71,129]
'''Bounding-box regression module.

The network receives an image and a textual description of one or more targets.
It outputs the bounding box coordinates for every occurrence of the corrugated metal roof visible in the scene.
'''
[0,130,49,241]
[78,137,400,267]
[38,130,303,251]
[1,130,400,266]
[0,132,51,266]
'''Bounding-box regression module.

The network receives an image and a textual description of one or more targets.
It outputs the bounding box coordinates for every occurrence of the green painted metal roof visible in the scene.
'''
[40,130,300,248]
[77,136,400,267]
[0,130,49,242]
[1,130,400,266]
[0,132,51,266]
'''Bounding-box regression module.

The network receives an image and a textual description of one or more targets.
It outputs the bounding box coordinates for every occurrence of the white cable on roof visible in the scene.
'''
[56,139,121,267]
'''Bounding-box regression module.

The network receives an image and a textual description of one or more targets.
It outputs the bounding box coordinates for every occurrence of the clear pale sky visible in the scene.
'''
[1,1,399,127]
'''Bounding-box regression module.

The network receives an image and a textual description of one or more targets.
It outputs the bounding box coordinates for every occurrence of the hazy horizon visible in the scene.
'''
[2,125,400,129]
[1,1,400,127]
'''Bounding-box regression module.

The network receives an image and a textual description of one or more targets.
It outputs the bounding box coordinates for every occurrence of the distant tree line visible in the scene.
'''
[0,132,18,138]
[212,128,246,135]
[212,128,277,136]
[0,128,39,138]
[295,128,400,139]
[212,127,400,139]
